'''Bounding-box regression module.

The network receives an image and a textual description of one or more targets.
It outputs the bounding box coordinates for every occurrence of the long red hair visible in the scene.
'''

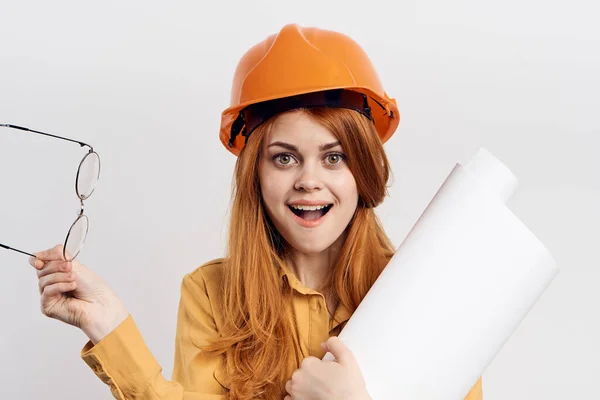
[201,107,396,399]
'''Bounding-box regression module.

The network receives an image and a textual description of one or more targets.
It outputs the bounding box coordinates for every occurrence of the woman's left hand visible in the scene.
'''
[284,336,371,400]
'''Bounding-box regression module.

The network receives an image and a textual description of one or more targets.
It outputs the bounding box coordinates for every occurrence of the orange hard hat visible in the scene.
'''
[219,23,400,156]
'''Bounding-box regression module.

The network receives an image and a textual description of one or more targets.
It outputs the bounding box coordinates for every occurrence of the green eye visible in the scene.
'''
[326,153,345,165]
[278,155,291,164]
[274,154,294,165]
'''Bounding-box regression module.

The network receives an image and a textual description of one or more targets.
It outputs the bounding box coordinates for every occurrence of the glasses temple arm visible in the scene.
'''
[0,124,94,152]
[0,243,36,258]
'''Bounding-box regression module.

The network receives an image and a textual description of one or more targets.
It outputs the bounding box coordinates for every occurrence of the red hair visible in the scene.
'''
[200,107,396,399]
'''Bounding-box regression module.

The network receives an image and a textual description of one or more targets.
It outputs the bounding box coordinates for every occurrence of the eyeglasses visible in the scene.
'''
[0,124,100,262]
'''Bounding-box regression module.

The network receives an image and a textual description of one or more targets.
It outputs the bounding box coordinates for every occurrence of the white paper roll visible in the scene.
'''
[464,147,518,204]
[323,147,559,400]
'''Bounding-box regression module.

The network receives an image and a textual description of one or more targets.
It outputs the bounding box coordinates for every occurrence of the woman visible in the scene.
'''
[30,24,484,399]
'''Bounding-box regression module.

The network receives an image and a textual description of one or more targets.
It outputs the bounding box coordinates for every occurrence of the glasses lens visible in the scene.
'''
[65,215,89,261]
[77,152,100,200]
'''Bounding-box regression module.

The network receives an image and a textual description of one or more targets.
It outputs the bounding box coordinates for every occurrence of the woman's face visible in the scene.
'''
[258,110,359,255]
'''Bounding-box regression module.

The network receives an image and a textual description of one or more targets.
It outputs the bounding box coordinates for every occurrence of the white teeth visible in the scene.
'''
[290,204,330,211]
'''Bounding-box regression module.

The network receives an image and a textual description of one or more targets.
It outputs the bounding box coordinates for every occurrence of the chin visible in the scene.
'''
[280,228,343,255]
[287,240,334,255]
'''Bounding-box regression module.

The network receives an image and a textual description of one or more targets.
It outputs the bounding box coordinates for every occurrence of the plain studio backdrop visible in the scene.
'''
[0,0,598,398]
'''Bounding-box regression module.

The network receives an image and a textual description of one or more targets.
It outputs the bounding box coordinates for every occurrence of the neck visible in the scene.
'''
[285,231,346,291]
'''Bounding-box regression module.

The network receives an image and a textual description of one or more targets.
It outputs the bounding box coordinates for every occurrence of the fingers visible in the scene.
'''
[29,245,76,277]
[38,271,76,294]
[41,281,77,302]
[285,380,292,398]
[29,244,65,267]
[285,369,301,398]
[322,336,355,365]
[36,260,72,279]
[300,356,318,369]
[29,256,43,269]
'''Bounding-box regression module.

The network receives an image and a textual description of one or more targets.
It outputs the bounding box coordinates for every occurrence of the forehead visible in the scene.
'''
[264,111,337,147]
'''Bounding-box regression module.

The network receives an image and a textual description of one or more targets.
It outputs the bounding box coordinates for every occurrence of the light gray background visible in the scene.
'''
[0,0,598,398]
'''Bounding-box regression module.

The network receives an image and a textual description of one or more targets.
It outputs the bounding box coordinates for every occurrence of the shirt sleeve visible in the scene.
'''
[80,272,227,399]
[463,376,483,400]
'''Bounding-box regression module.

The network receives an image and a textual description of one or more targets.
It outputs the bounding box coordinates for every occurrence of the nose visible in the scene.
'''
[294,163,323,192]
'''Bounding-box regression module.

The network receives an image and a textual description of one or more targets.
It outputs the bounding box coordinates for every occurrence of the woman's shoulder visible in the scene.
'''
[183,258,229,330]
[187,257,228,287]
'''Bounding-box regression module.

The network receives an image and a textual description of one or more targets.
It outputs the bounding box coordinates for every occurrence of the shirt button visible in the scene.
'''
[93,364,103,373]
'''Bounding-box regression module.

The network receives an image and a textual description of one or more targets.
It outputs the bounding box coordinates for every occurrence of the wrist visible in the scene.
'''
[83,300,130,345]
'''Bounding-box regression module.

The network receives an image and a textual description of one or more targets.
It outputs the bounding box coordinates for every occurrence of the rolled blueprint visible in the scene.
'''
[323,147,559,399]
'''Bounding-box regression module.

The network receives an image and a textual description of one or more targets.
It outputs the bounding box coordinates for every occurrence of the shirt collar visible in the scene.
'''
[278,263,352,330]
[279,262,320,296]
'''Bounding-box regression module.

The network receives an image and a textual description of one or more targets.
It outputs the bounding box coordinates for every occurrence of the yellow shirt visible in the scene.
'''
[81,258,483,399]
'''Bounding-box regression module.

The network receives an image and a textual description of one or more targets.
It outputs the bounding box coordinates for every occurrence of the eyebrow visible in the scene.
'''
[266,141,342,152]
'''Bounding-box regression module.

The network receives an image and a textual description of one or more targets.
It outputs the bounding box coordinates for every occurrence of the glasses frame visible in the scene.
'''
[0,124,100,262]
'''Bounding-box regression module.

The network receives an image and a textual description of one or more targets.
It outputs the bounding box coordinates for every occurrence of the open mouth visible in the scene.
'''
[288,204,333,221]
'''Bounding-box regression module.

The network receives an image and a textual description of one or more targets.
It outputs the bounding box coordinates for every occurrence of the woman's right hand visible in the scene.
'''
[30,244,130,344]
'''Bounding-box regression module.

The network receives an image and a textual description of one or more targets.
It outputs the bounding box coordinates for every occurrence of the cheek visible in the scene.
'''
[259,168,287,210]
[332,172,359,204]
